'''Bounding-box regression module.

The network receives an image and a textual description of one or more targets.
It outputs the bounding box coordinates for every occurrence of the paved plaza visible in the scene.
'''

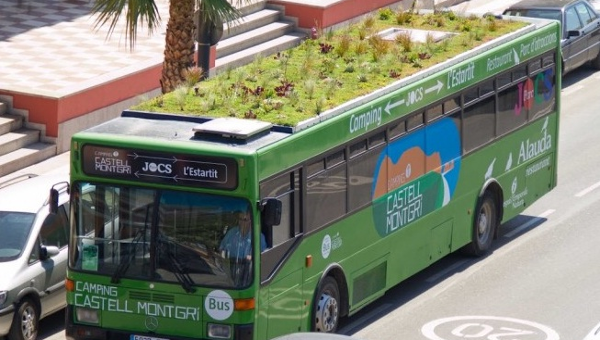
[0,0,169,96]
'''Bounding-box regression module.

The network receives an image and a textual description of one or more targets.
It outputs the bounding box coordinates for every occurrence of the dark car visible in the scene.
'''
[503,0,600,74]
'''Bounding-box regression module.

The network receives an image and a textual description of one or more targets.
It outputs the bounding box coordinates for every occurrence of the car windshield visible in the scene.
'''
[504,9,562,22]
[0,212,35,261]
[70,182,260,289]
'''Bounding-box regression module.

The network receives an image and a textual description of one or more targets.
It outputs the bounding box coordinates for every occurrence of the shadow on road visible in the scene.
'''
[38,309,65,340]
[339,213,550,337]
[562,65,600,89]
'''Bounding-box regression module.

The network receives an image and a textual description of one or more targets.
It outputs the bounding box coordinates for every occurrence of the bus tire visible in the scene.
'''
[8,298,38,340]
[313,276,340,333]
[462,191,497,257]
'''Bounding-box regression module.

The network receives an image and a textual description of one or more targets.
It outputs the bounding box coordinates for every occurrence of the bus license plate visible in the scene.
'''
[130,335,169,340]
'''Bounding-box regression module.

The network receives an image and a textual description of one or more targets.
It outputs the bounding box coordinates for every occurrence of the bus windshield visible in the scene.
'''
[70,182,258,289]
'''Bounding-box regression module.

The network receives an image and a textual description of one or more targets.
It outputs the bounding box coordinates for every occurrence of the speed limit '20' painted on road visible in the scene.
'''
[422,316,560,340]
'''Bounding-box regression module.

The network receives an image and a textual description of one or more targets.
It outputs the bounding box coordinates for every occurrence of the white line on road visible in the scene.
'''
[425,259,469,283]
[575,180,600,198]
[562,84,584,96]
[504,209,555,239]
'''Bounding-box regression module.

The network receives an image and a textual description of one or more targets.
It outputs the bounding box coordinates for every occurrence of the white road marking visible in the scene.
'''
[583,321,600,340]
[562,84,584,96]
[422,316,560,340]
[504,209,555,239]
[575,180,600,198]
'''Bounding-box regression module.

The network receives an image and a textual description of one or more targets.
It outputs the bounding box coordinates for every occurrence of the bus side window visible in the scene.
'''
[259,170,301,282]
[260,171,298,248]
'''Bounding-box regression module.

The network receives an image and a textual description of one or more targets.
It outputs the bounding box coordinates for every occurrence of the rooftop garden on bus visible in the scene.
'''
[133,7,527,126]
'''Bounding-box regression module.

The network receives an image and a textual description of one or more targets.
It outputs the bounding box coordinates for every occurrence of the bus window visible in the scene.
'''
[426,104,443,122]
[260,171,299,247]
[349,143,383,211]
[498,83,528,136]
[407,112,424,131]
[306,153,347,231]
[349,139,367,158]
[463,96,495,153]
[388,121,406,140]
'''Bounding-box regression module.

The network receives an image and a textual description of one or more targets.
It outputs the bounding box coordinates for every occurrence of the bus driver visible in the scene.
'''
[219,210,267,260]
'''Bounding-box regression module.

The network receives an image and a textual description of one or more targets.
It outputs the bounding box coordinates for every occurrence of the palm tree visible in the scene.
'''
[91,0,248,93]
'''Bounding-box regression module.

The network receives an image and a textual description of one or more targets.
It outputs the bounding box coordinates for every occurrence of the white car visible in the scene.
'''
[0,173,70,340]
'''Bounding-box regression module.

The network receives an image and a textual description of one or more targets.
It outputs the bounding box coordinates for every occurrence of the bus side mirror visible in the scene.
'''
[49,188,59,214]
[260,198,282,226]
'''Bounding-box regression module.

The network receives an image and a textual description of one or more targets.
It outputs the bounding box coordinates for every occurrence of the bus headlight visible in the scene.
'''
[75,307,99,324]
[207,323,231,339]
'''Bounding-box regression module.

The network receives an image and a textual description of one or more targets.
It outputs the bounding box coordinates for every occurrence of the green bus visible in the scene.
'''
[62,17,560,340]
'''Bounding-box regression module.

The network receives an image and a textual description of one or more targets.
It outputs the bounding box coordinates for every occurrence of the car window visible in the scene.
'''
[504,9,561,22]
[40,205,70,249]
[575,2,596,25]
[0,212,35,261]
[28,206,69,264]
[566,6,584,31]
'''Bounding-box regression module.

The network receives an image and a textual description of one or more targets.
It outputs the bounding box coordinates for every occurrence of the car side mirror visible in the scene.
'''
[40,245,60,260]
[567,30,581,38]
[260,198,282,227]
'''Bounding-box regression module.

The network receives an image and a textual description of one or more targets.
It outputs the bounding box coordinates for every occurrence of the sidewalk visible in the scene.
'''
[0,151,70,183]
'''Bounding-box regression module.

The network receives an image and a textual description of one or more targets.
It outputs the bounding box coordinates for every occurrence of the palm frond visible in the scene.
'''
[196,0,244,28]
[92,0,161,50]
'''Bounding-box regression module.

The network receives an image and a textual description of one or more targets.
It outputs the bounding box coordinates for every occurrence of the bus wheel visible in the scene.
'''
[463,191,497,256]
[314,276,340,333]
[9,298,38,340]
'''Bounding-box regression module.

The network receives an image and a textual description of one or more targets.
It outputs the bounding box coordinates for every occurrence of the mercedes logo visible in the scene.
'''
[145,316,159,331]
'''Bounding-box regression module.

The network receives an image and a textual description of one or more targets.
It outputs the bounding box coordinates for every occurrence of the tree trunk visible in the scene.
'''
[161,0,196,94]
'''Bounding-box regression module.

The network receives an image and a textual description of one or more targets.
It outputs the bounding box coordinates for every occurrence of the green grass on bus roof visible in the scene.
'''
[132,9,527,127]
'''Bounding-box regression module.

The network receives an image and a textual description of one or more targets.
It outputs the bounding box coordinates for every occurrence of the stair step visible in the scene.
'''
[0,142,57,178]
[215,32,306,73]
[0,129,40,157]
[222,8,281,40]
[218,21,295,58]
[236,0,267,17]
[0,114,24,135]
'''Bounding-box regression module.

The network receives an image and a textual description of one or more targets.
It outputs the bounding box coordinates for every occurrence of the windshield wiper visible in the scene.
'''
[159,237,196,293]
[111,230,144,283]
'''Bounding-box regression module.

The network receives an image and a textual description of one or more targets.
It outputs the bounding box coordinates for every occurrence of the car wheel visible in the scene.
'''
[313,276,340,333]
[8,298,39,340]
[461,191,497,257]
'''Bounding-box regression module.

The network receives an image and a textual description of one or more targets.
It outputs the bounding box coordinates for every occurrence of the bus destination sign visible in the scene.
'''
[81,145,238,190]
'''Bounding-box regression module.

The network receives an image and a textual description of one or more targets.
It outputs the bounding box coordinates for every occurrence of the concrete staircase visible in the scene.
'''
[0,1,304,178]
[0,100,57,178]
[214,1,306,74]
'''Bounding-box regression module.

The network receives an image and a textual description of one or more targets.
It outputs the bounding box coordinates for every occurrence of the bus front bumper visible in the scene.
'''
[65,306,254,340]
